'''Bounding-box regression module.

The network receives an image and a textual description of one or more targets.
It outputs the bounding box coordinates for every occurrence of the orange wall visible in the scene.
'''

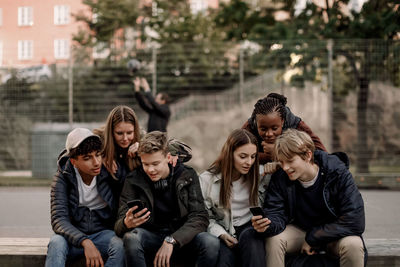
[0,0,89,67]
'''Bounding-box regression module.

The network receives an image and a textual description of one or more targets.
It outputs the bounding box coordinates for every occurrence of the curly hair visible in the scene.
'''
[69,136,102,159]
[249,93,287,128]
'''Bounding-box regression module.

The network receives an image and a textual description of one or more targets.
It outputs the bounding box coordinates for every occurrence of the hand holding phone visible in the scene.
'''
[127,199,145,212]
[250,206,265,217]
[124,199,150,229]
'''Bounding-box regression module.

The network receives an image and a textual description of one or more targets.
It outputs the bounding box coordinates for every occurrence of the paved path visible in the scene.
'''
[0,187,399,238]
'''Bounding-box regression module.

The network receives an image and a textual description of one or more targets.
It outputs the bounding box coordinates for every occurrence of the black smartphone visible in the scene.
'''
[127,199,145,211]
[250,206,265,217]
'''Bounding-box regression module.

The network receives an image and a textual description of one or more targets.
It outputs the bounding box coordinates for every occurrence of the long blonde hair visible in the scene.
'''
[208,129,259,209]
[94,105,141,175]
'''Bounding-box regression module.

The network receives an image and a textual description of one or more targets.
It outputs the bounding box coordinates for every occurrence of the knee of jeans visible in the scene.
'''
[48,235,68,251]
[110,236,124,253]
[338,236,364,255]
[196,232,220,251]
[238,227,258,242]
[47,235,69,257]
[123,231,142,250]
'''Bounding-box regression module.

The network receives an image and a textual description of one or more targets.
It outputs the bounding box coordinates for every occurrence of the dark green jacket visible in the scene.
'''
[114,163,209,247]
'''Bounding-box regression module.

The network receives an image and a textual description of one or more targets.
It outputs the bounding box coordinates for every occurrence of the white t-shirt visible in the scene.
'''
[231,176,252,227]
[75,167,107,210]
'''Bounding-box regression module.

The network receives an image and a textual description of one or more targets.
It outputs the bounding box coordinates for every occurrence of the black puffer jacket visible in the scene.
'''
[50,152,124,247]
[262,150,365,247]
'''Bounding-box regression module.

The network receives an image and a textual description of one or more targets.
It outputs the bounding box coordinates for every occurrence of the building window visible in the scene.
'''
[18,6,33,26]
[18,40,33,60]
[190,0,208,14]
[54,5,70,25]
[54,39,69,59]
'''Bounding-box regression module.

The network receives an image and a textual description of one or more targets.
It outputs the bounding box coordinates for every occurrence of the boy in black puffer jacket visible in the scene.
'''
[45,128,124,267]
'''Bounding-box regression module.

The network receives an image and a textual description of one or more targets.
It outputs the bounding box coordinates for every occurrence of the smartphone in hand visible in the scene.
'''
[250,206,265,217]
[127,199,145,211]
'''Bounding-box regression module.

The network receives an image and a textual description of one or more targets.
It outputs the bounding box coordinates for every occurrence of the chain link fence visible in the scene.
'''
[0,39,399,183]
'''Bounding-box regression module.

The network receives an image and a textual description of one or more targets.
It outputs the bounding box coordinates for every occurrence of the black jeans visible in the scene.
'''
[217,221,266,267]
[123,227,220,267]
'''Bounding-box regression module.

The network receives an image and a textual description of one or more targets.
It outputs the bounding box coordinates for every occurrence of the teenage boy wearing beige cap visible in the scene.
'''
[45,128,125,267]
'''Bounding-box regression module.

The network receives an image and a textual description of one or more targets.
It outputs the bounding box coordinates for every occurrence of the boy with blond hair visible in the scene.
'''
[252,129,366,267]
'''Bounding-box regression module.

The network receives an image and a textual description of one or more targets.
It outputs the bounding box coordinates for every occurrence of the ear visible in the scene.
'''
[306,150,313,163]
[70,158,76,167]
[166,152,172,160]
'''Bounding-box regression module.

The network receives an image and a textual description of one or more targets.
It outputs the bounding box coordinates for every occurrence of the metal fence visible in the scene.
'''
[0,39,399,180]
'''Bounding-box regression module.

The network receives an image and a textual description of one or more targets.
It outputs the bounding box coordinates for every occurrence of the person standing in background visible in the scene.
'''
[133,77,171,132]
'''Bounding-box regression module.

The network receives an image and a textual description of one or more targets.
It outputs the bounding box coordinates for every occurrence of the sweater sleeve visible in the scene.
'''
[297,120,327,152]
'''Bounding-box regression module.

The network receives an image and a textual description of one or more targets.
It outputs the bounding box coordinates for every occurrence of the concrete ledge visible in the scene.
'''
[0,238,84,267]
[365,239,400,267]
[0,238,399,267]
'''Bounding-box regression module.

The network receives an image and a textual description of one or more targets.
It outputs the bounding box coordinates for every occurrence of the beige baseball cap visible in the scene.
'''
[66,128,99,154]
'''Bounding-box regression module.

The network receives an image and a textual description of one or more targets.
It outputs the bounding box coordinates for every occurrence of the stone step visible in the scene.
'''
[0,237,399,267]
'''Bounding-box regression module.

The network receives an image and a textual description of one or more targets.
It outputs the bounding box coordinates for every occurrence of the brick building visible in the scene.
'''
[0,0,89,67]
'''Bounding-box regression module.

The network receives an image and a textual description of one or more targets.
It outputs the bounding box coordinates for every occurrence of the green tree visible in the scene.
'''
[285,0,400,173]
[73,0,236,100]
[216,0,400,172]
[141,1,232,96]
[73,0,140,62]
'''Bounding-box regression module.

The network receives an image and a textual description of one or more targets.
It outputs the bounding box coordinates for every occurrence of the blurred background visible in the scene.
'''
[0,0,399,188]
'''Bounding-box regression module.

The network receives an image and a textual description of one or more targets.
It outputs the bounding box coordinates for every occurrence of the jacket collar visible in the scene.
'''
[313,150,349,184]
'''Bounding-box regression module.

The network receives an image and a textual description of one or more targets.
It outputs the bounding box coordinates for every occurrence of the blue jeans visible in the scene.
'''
[45,230,124,267]
[123,228,220,267]
[218,224,266,267]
